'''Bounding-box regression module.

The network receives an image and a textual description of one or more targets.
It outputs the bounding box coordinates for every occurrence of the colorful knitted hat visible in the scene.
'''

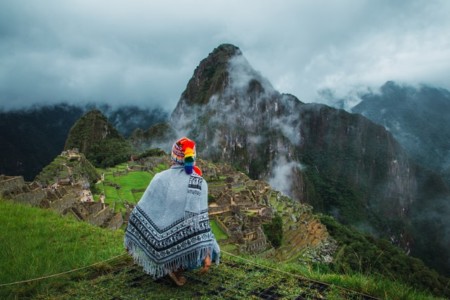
[171,137,200,175]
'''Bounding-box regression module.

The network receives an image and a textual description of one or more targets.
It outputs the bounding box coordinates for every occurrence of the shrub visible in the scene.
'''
[263,213,283,248]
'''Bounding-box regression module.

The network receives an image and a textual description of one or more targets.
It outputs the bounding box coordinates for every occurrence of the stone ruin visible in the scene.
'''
[0,173,122,230]
[1,152,333,261]
[195,159,332,258]
[0,175,46,207]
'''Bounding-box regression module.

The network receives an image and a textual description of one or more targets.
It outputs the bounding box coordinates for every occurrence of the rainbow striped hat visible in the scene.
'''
[171,137,197,174]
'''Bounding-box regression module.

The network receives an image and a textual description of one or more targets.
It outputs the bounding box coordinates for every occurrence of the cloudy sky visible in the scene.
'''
[1,0,449,111]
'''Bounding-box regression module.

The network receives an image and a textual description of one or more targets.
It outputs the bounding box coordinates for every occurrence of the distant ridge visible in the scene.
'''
[0,104,168,180]
[353,81,450,184]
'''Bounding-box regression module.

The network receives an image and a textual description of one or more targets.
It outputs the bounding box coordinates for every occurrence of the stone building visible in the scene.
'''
[0,172,122,230]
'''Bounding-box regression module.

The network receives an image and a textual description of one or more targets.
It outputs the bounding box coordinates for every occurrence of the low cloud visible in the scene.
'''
[1,1,450,111]
[269,156,305,197]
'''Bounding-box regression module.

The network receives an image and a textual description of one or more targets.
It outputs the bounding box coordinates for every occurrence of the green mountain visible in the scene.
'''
[64,109,132,168]
[0,104,168,181]
[133,44,450,276]
[352,81,450,185]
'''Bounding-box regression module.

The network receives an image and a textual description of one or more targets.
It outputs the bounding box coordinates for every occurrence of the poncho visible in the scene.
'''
[124,166,220,278]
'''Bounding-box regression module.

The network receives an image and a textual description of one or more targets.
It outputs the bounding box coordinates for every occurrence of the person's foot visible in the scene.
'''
[168,270,187,286]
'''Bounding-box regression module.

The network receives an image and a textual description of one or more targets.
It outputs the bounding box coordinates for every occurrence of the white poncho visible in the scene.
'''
[124,166,220,278]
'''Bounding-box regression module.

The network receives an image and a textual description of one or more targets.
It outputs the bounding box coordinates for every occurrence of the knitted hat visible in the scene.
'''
[171,137,201,175]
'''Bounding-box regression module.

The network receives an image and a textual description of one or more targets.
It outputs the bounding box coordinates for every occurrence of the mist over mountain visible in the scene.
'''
[135,44,450,276]
[352,81,450,185]
[0,104,168,180]
[87,104,169,138]
[2,42,450,277]
[348,82,450,276]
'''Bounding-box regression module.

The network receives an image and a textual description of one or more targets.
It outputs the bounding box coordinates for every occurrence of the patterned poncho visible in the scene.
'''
[124,166,220,278]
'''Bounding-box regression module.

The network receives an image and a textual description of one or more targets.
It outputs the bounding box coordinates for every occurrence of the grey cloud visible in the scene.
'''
[1,0,450,110]
[269,156,305,198]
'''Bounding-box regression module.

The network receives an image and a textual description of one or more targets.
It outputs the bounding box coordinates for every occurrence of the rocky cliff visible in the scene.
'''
[171,44,418,229]
[352,81,450,185]
[136,44,450,275]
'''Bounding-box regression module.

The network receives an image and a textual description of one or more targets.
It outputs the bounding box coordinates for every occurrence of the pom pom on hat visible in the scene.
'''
[171,137,200,175]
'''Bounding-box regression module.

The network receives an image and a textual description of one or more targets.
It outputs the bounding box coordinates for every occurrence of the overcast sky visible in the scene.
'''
[1,0,450,111]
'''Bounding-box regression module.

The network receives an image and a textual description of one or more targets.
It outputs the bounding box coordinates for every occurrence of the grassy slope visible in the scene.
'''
[0,199,443,300]
[93,162,166,212]
[0,200,124,299]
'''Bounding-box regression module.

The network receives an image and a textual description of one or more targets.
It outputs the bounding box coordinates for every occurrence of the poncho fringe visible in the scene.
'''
[125,239,217,279]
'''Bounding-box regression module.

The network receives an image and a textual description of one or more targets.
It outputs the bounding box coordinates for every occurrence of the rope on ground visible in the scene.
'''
[221,250,380,300]
[0,253,127,287]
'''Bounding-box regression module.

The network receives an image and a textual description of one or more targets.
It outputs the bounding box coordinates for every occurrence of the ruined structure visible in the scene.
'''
[0,175,46,206]
[198,159,331,257]
[0,149,123,230]
[1,151,332,260]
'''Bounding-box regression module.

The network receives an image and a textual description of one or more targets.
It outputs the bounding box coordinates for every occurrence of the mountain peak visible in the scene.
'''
[64,109,131,167]
[173,44,242,110]
[64,109,115,153]
[212,43,242,57]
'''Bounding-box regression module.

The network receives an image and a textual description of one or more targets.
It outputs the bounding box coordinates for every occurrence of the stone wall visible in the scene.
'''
[50,192,78,214]
[0,176,27,197]
[106,212,124,230]
[213,215,232,237]
[13,189,46,206]
[0,173,121,229]
[243,237,268,254]
[86,207,113,227]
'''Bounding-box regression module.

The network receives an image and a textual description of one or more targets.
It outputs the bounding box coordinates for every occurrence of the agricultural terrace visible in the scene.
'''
[93,162,167,212]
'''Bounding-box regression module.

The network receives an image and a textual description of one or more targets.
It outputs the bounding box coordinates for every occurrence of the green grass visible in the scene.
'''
[210,219,228,240]
[0,199,443,300]
[0,199,125,299]
[241,255,443,300]
[94,166,153,212]
[154,163,167,172]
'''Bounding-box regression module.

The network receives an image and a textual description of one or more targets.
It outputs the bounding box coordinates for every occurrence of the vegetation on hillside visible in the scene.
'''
[64,109,132,168]
[87,137,132,168]
[0,198,443,299]
[0,104,85,181]
[320,215,450,298]
[35,153,99,186]
[0,104,169,180]
[178,44,239,107]
[130,123,176,152]
[93,163,158,212]
[302,165,366,225]
[262,213,283,248]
